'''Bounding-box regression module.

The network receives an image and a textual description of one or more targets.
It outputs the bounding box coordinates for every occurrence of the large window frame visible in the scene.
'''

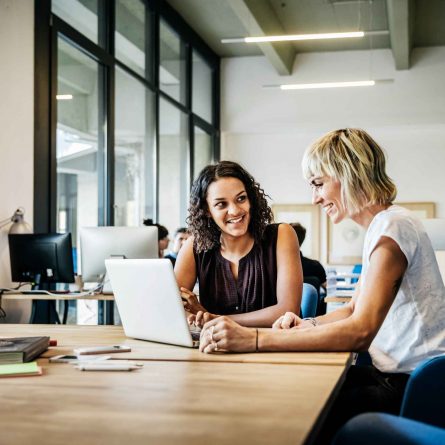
[34,0,220,234]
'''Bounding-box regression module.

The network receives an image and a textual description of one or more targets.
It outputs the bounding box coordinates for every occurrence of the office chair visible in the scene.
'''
[332,412,445,445]
[400,355,445,428]
[301,283,318,319]
[332,355,445,445]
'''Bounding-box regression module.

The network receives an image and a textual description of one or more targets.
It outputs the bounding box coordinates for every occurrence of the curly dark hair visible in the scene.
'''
[187,161,274,253]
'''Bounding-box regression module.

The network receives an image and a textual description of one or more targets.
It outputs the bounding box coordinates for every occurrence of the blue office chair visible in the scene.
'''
[332,355,445,445]
[332,412,445,445]
[301,283,318,319]
[400,355,445,428]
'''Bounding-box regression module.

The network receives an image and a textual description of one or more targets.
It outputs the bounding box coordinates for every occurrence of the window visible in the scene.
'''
[193,125,213,180]
[192,50,213,124]
[158,98,189,232]
[52,0,100,45]
[159,19,186,105]
[35,0,220,324]
[115,0,150,79]
[114,67,156,226]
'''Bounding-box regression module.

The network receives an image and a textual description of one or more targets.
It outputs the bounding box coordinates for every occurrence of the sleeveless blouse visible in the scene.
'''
[193,224,280,315]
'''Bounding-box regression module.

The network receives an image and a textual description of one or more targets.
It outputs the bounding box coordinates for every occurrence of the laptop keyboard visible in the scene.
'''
[189,327,201,341]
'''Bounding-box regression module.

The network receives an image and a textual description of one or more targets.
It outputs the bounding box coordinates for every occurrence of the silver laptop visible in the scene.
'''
[105,259,200,348]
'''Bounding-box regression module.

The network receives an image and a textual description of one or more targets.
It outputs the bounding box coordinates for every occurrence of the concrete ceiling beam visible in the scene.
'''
[227,0,296,75]
[386,0,415,70]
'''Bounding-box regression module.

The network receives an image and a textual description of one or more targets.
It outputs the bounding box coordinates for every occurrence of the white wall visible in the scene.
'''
[221,47,445,263]
[0,0,34,321]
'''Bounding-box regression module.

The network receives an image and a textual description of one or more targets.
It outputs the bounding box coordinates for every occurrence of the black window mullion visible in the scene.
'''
[34,0,52,233]
[52,16,113,67]
[49,26,58,233]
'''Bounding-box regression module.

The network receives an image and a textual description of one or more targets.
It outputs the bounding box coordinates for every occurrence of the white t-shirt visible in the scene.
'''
[361,205,445,373]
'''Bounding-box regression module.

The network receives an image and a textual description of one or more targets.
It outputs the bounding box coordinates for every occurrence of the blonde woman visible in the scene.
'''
[198,129,445,440]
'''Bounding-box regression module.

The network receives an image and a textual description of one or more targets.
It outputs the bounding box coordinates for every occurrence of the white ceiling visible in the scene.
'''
[166,0,445,74]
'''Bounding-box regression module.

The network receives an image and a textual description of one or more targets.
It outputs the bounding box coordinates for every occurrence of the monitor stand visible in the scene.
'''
[29,278,61,324]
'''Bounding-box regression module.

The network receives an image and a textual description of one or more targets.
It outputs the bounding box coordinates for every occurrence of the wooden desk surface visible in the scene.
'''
[2,292,114,301]
[1,324,352,367]
[0,357,348,445]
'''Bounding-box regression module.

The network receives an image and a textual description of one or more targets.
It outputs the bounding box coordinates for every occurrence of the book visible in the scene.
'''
[0,336,50,364]
[0,361,42,378]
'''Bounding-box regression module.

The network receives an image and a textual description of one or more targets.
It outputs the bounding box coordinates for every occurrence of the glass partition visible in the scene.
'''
[114,67,156,226]
[192,50,213,124]
[159,19,186,105]
[193,126,213,180]
[115,0,150,79]
[158,98,189,238]
[52,0,99,44]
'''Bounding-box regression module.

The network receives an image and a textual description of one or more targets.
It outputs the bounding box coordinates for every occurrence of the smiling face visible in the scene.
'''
[206,177,251,239]
[310,175,346,224]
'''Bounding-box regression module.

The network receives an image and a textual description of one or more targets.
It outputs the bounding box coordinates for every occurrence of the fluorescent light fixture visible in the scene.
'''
[280,80,375,90]
[56,94,73,100]
[221,30,388,44]
[222,31,364,44]
[263,79,393,90]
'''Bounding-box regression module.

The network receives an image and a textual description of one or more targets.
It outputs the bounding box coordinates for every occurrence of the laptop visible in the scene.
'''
[105,259,200,348]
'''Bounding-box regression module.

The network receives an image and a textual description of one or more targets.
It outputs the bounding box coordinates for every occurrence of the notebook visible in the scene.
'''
[105,259,200,348]
[0,362,42,378]
[0,336,50,364]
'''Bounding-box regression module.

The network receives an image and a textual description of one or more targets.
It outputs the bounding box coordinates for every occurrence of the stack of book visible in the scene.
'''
[0,336,49,364]
[0,337,49,378]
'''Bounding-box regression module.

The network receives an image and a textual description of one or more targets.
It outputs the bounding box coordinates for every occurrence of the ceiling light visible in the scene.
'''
[56,94,73,100]
[221,30,388,44]
[282,80,374,90]
[263,79,393,90]
[222,31,364,44]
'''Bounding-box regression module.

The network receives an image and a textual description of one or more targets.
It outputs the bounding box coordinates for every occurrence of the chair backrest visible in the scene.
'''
[400,355,445,428]
[301,283,318,319]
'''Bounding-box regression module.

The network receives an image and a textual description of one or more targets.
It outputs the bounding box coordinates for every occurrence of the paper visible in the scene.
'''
[0,361,42,377]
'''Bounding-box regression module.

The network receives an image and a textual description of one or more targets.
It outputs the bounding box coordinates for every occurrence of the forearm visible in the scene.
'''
[314,303,353,325]
[229,302,297,328]
[258,316,370,352]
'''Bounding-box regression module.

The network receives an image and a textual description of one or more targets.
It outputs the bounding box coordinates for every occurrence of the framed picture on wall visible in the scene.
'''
[327,202,436,265]
[327,218,366,265]
[396,202,436,218]
[272,204,320,260]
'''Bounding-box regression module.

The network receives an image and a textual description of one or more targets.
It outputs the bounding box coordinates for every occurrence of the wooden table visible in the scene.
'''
[0,325,352,445]
[1,324,352,366]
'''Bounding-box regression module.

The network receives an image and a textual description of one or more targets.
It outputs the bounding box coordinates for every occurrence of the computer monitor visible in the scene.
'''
[79,226,159,282]
[8,233,75,285]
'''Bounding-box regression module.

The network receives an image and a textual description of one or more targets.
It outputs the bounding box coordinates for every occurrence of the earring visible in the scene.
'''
[207,218,211,228]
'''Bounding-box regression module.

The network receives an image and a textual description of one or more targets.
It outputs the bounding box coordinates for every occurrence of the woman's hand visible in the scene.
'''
[272,312,315,330]
[199,316,256,353]
[180,287,207,314]
[188,311,218,328]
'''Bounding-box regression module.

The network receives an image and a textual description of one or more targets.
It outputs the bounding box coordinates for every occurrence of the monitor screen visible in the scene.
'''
[8,233,75,284]
[79,226,159,282]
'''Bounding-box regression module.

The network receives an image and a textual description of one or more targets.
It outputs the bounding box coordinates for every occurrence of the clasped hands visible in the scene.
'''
[180,287,317,353]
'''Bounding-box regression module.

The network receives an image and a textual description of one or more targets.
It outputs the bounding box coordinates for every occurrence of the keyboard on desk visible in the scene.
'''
[189,327,201,341]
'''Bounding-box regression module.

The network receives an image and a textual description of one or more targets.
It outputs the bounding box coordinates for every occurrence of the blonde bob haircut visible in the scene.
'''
[302,129,397,214]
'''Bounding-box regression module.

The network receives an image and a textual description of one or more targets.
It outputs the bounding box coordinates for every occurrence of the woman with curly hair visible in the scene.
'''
[175,160,302,327]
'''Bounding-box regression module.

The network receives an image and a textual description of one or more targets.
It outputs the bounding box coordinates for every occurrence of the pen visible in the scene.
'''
[76,364,140,371]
